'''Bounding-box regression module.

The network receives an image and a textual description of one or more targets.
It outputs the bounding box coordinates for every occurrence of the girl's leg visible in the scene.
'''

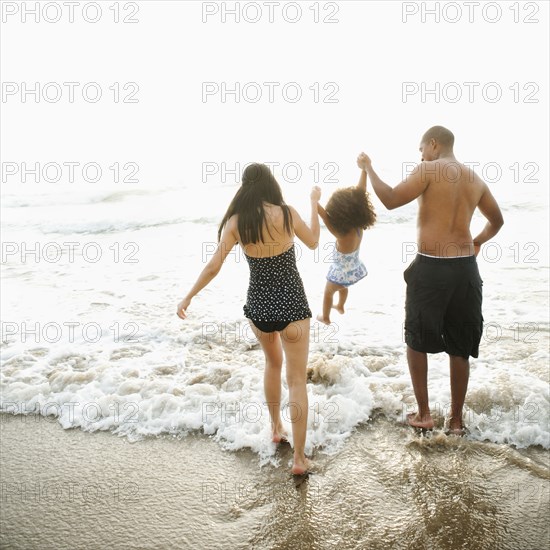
[317,281,341,325]
[280,318,310,474]
[248,322,286,442]
[334,287,349,314]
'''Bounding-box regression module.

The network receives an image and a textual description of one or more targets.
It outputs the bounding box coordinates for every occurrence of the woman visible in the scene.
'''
[177,163,321,475]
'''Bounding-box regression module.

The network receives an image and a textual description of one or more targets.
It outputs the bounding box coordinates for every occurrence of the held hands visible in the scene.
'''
[176,297,192,320]
[310,186,322,202]
[357,152,372,171]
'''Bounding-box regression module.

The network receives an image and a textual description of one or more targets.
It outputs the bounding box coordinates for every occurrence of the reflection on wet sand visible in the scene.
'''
[1,414,548,549]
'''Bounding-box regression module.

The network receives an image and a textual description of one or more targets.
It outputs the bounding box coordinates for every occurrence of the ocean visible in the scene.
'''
[1,176,548,462]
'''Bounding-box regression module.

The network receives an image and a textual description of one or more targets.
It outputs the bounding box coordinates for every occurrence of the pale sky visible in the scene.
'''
[1,1,548,212]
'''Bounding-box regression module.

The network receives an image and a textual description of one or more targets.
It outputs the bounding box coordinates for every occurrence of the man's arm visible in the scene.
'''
[358,152,428,210]
[472,185,504,255]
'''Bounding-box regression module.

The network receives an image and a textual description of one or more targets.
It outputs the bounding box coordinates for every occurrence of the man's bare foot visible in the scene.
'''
[316,314,331,325]
[291,457,311,475]
[446,416,466,436]
[407,412,434,430]
[332,305,345,315]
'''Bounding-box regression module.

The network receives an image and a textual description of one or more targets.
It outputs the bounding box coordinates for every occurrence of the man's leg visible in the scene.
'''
[448,354,469,433]
[406,346,434,429]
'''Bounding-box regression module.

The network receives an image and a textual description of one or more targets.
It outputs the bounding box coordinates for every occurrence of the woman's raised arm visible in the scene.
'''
[289,186,321,250]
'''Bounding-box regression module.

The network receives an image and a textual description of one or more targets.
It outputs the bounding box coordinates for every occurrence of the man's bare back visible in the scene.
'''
[416,159,485,256]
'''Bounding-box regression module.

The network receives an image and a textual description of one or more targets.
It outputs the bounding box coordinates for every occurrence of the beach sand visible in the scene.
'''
[1,413,548,550]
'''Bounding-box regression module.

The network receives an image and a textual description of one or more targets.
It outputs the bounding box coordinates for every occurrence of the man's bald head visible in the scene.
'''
[421,126,455,149]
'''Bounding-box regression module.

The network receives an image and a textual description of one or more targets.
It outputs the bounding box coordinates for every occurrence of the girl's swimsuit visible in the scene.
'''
[326,247,368,287]
[243,245,311,333]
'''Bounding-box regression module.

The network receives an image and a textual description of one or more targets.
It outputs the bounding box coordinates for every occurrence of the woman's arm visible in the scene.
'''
[177,216,239,319]
[289,186,321,250]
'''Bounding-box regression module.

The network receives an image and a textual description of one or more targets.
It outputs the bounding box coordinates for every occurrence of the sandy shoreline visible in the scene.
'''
[1,412,549,550]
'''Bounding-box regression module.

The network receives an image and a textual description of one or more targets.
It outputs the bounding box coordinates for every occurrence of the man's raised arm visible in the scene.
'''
[357,152,428,210]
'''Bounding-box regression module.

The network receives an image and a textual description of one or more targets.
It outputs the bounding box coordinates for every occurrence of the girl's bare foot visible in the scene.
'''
[407,412,434,430]
[291,456,311,475]
[332,304,345,315]
[316,314,331,325]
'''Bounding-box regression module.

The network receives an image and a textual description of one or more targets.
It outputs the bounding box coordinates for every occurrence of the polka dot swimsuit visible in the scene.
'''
[243,245,312,323]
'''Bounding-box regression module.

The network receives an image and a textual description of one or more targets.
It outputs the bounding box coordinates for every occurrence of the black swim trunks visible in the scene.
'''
[404,254,483,359]
[243,245,311,333]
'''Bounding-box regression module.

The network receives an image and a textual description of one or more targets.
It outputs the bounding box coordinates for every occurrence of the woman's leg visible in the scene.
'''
[248,322,286,441]
[281,318,310,474]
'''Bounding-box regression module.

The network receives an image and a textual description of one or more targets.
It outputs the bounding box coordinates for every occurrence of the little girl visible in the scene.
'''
[316,159,376,324]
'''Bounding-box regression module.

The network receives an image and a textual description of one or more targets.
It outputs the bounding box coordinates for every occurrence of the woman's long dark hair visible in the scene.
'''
[218,163,292,245]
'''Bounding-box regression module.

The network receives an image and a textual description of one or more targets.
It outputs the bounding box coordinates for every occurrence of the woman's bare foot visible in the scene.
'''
[272,426,288,443]
[332,304,345,315]
[407,412,434,430]
[316,314,331,325]
[291,456,311,475]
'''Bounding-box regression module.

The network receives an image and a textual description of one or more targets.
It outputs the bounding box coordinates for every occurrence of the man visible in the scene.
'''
[359,126,504,434]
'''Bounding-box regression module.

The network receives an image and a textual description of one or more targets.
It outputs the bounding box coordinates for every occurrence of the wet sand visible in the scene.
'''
[1,413,548,550]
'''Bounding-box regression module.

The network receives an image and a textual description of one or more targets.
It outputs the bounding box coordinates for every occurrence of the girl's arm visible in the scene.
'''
[357,167,367,193]
[177,216,239,319]
[289,186,321,250]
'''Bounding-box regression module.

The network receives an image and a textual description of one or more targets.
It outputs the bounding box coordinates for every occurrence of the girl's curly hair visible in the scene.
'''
[325,187,376,235]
